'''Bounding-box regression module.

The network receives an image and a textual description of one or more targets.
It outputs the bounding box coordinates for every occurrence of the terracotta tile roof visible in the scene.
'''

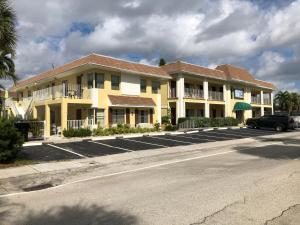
[12,53,170,90]
[216,64,275,90]
[162,61,227,80]
[108,95,156,107]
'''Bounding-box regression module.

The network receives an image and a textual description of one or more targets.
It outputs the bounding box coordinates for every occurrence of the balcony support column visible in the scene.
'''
[223,84,230,117]
[203,80,209,118]
[44,104,51,137]
[260,90,264,116]
[176,74,185,122]
[271,92,274,115]
[33,106,37,119]
[61,99,68,132]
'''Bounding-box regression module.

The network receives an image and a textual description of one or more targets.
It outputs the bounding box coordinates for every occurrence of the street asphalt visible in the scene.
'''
[0,129,299,225]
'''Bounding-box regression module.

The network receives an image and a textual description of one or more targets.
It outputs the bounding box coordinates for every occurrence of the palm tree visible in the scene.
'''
[274,91,293,112]
[0,0,17,85]
[290,92,299,111]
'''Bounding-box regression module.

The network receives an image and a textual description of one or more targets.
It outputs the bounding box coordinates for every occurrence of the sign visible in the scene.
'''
[234,89,244,99]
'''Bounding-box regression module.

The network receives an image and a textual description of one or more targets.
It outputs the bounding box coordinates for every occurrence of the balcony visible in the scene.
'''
[184,88,204,99]
[251,96,261,104]
[169,88,177,98]
[208,91,224,101]
[32,84,91,102]
[264,98,271,105]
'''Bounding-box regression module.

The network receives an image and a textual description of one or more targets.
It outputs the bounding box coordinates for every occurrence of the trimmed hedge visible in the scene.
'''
[178,117,239,128]
[93,124,159,136]
[0,117,24,163]
[63,128,92,138]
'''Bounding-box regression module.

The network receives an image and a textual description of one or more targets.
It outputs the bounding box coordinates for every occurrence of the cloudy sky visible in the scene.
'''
[4,0,300,91]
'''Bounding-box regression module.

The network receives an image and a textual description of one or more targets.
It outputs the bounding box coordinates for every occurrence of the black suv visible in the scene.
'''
[246,115,295,132]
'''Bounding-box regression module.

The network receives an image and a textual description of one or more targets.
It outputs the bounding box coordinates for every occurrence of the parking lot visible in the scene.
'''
[21,128,282,162]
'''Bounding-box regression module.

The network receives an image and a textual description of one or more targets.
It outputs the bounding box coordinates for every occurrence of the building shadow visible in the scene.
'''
[13,203,138,225]
[236,144,300,160]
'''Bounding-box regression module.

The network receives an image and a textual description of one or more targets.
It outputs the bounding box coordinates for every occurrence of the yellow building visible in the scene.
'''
[8,54,171,137]
[161,62,275,124]
[7,54,274,137]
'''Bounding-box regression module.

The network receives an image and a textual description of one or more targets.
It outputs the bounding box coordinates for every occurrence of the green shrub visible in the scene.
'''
[164,124,177,131]
[63,128,92,138]
[161,115,171,124]
[179,117,239,128]
[0,118,24,163]
[93,124,159,136]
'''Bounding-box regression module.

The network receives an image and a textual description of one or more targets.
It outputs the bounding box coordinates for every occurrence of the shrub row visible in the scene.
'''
[63,124,160,137]
[178,117,239,128]
[63,128,92,138]
[93,124,159,136]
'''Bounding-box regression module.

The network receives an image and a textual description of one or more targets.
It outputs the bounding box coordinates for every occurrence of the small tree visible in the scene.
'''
[0,117,23,163]
[159,58,166,66]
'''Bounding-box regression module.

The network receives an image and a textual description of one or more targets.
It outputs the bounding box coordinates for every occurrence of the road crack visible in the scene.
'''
[264,204,300,225]
[191,197,246,225]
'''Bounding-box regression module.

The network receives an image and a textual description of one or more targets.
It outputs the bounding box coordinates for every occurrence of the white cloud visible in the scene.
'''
[4,0,300,91]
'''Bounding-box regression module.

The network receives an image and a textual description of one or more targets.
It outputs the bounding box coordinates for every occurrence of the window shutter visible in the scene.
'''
[150,109,153,124]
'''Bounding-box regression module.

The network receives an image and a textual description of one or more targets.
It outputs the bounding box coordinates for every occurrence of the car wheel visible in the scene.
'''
[248,123,255,129]
[275,124,284,132]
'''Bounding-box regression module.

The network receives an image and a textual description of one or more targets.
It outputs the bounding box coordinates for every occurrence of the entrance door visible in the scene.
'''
[236,110,244,123]
[76,109,82,120]
[50,110,56,135]
[171,108,176,125]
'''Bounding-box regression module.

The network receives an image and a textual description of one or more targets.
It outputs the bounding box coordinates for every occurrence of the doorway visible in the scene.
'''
[171,107,176,125]
[236,110,244,123]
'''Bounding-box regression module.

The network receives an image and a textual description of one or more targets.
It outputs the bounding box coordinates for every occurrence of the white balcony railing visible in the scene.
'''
[251,96,261,104]
[32,84,90,102]
[208,91,224,101]
[184,88,204,98]
[264,98,271,105]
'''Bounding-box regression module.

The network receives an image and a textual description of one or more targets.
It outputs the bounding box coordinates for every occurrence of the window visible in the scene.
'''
[140,79,147,93]
[112,109,124,124]
[186,109,194,118]
[62,80,68,97]
[111,75,120,90]
[87,73,94,89]
[152,81,160,94]
[28,90,32,97]
[95,73,104,89]
[139,110,148,123]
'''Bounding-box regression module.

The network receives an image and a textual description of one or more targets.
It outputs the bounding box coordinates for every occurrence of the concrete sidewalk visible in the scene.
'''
[1,131,298,181]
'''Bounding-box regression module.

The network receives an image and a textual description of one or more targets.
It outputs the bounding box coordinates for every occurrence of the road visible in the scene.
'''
[0,133,299,225]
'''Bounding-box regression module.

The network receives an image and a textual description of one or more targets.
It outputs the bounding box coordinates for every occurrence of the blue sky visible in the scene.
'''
[3,0,300,91]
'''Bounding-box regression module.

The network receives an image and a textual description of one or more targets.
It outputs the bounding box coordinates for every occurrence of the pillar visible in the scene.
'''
[45,104,51,137]
[223,84,229,117]
[176,74,185,122]
[61,100,68,132]
[203,80,209,118]
[271,92,274,115]
[260,90,264,116]
[33,106,37,119]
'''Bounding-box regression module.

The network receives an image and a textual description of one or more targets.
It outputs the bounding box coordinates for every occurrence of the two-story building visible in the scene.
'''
[8,54,170,136]
[7,53,275,137]
[161,62,275,124]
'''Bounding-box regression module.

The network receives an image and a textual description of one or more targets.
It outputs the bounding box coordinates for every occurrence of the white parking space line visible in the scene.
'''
[149,135,194,144]
[175,135,212,142]
[88,141,133,152]
[207,131,249,138]
[190,133,231,140]
[229,129,275,135]
[123,138,168,148]
[47,144,87,158]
